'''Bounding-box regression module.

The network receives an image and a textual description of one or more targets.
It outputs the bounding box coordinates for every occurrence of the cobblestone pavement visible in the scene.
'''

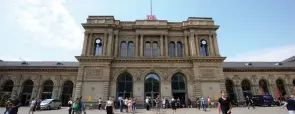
[0,107,288,114]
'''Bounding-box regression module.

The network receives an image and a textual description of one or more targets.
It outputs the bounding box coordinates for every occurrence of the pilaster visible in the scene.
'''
[103,33,108,56]
[165,35,168,56]
[189,33,196,56]
[86,33,93,55]
[140,35,144,56]
[82,33,89,55]
[135,34,139,57]
[114,35,119,57]
[208,34,214,56]
[184,36,189,56]
[212,33,220,56]
[107,33,113,56]
[160,35,164,56]
[195,34,200,56]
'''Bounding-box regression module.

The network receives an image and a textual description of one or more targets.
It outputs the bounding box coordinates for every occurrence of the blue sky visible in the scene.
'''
[0,0,294,61]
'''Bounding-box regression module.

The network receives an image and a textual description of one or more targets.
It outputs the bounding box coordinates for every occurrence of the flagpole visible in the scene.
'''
[150,0,153,15]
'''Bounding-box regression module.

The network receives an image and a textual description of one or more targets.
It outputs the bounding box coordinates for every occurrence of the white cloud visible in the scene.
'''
[8,0,83,50]
[226,45,295,62]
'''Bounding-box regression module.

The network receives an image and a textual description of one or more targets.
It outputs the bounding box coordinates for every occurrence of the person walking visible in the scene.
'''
[201,98,207,111]
[98,98,102,110]
[145,97,150,111]
[68,99,73,114]
[207,97,211,108]
[105,97,114,114]
[4,99,11,114]
[281,95,295,114]
[245,96,255,109]
[119,97,124,112]
[155,95,162,114]
[196,98,201,110]
[9,95,21,114]
[218,90,232,114]
[131,98,137,114]
[28,98,37,114]
[171,97,177,114]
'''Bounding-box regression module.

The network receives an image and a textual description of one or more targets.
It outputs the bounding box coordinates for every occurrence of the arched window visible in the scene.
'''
[276,79,286,97]
[94,39,103,56]
[200,39,208,56]
[2,80,14,92]
[241,79,252,97]
[21,80,34,106]
[120,41,127,57]
[144,41,151,57]
[177,42,183,57]
[127,41,134,57]
[169,41,175,57]
[61,81,74,106]
[225,79,236,100]
[152,41,159,57]
[117,73,133,98]
[171,73,186,91]
[259,79,269,95]
[42,80,54,99]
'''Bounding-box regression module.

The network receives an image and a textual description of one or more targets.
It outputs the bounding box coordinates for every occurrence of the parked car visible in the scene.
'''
[40,99,62,110]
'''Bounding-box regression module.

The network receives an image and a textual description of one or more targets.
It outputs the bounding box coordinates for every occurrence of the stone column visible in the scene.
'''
[140,35,144,56]
[114,35,119,57]
[86,33,93,55]
[107,33,113,56]
[212,33,220,56]
[175,43,177,57]
[160,35,164,56]
[236,85,244,100]
[82,33,89,55]
[189,33,196,56]
[103,33,108,56]
[208,34,214,56]
[165,35,168,56]
[184,36,188,56]
[195,34,200,56]
[135,35,139,57]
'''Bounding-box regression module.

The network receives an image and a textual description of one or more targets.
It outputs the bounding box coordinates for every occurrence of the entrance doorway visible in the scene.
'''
[171,73,187,107]
[116,72,133,99]
[61,81,74,106]
[21,80,34,106]
[144,73,160,107]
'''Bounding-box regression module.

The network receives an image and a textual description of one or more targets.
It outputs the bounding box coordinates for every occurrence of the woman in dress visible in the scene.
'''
[127,98,132,112]
[105,97,114,114]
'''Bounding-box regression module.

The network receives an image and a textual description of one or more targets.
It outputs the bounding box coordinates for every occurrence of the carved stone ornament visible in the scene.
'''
[85,69,102,80]
[200,69,215,77]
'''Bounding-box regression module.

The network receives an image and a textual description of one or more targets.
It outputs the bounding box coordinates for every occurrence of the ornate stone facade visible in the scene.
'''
[0,16,295,107]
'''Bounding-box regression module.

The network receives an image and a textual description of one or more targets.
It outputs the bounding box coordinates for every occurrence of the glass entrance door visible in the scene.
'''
[144,73,160,108]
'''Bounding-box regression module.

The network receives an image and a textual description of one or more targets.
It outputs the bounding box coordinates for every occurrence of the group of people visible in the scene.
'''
[118,97,137,113]
[3,95,21,114]
[195,97,212,111]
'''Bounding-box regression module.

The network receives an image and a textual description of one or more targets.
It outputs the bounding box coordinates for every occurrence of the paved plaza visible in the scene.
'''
[0,107,289,114]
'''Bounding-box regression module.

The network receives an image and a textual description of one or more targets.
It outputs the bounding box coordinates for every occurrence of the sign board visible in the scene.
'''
[146,15,156,20]
[88,96,92,101]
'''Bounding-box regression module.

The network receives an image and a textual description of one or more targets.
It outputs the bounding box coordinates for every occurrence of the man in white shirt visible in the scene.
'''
[98,98,102,110]
[68,99,73,114]
[145,97,150,111]
[28,98,36,114]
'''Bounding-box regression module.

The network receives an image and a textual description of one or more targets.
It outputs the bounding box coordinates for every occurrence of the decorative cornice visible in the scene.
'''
[223,68,295,72]
[0,68,78,72]
[75,56,114,62]
[190,56,226,63]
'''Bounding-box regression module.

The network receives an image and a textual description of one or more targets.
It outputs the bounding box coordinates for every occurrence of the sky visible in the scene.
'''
[0,0,294,62]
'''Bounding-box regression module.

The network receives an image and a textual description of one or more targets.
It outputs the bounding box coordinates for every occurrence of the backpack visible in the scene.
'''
[73,103,80,111]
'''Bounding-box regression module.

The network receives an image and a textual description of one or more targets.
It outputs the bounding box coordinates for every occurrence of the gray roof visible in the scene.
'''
[0,61,294,68]
[282,56,295,62]
[0,61,79,68]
